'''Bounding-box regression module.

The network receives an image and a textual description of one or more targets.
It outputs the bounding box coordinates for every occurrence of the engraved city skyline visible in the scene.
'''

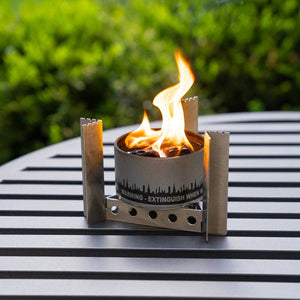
[117,179,203,205]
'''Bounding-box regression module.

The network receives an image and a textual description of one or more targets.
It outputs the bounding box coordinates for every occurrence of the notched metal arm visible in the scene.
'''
[80,118,106,225]
[204,131,230,237]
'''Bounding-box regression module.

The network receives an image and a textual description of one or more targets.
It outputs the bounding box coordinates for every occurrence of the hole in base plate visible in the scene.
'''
[168,214,177,223]
[129,208,137,216]
[187,216,197,225]
[111,205,119,215]
[149,210,158,219]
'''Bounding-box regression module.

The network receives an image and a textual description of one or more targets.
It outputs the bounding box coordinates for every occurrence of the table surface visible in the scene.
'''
[0,111,300,299]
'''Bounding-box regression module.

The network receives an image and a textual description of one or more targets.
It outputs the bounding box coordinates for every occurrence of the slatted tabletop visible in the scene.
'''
[0,111,300,299]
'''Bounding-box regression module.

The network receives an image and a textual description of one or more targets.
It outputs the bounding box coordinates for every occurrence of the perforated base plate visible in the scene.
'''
[106,195,204,233]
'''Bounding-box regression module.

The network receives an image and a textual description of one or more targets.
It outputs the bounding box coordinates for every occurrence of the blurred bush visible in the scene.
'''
[0,0,299,164]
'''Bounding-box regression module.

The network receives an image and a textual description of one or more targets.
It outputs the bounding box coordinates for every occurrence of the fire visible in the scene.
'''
[125,50,195,157]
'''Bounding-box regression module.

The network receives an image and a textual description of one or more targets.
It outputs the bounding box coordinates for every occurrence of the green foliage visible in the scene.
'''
[0,0,299,164]
[189,0,300,113]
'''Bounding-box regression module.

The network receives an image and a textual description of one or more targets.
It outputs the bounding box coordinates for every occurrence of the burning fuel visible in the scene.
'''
[125,50,195,157]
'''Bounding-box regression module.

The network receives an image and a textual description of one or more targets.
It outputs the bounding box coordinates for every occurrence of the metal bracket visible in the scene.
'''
[106,195,203,233]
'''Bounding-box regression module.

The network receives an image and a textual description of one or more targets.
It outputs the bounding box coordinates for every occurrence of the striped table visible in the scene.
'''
[0,111,299,299]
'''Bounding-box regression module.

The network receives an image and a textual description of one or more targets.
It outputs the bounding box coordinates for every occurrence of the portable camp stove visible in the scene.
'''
[80,96,229,241]
[80,51,229,241]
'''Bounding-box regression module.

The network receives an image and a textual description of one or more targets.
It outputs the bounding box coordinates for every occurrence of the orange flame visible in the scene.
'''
[125,50,195,157]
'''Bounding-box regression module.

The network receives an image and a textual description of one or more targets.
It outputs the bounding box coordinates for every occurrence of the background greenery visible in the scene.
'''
[0,0,299,164]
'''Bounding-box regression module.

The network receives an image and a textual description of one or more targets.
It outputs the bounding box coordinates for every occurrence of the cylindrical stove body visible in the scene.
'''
[114,131,204,209]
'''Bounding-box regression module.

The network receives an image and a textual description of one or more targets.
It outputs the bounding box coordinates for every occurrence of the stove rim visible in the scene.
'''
[114,130,204,160]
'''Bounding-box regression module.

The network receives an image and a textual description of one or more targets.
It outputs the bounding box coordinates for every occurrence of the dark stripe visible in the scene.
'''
[227,231,300,237]
[230,155,300,159]
[0,271,300,282]
[0,180,115,186]
[0,228,299,238]
[229,182,300,187]
[228,212,300,219]
[23,167,82,171]
[52,154,114,159]
[0,228,195,236]
[22,167,115,172]
[0,211,83,217]
[0,194,83,200]
[0,210,298,220]
[0,248,299,259]
[229,168,300,172]
[229,197,300,202]
[0,180,83,185]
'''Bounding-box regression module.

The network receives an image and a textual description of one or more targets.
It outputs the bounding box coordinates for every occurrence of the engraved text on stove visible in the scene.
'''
[117,179,203,205]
